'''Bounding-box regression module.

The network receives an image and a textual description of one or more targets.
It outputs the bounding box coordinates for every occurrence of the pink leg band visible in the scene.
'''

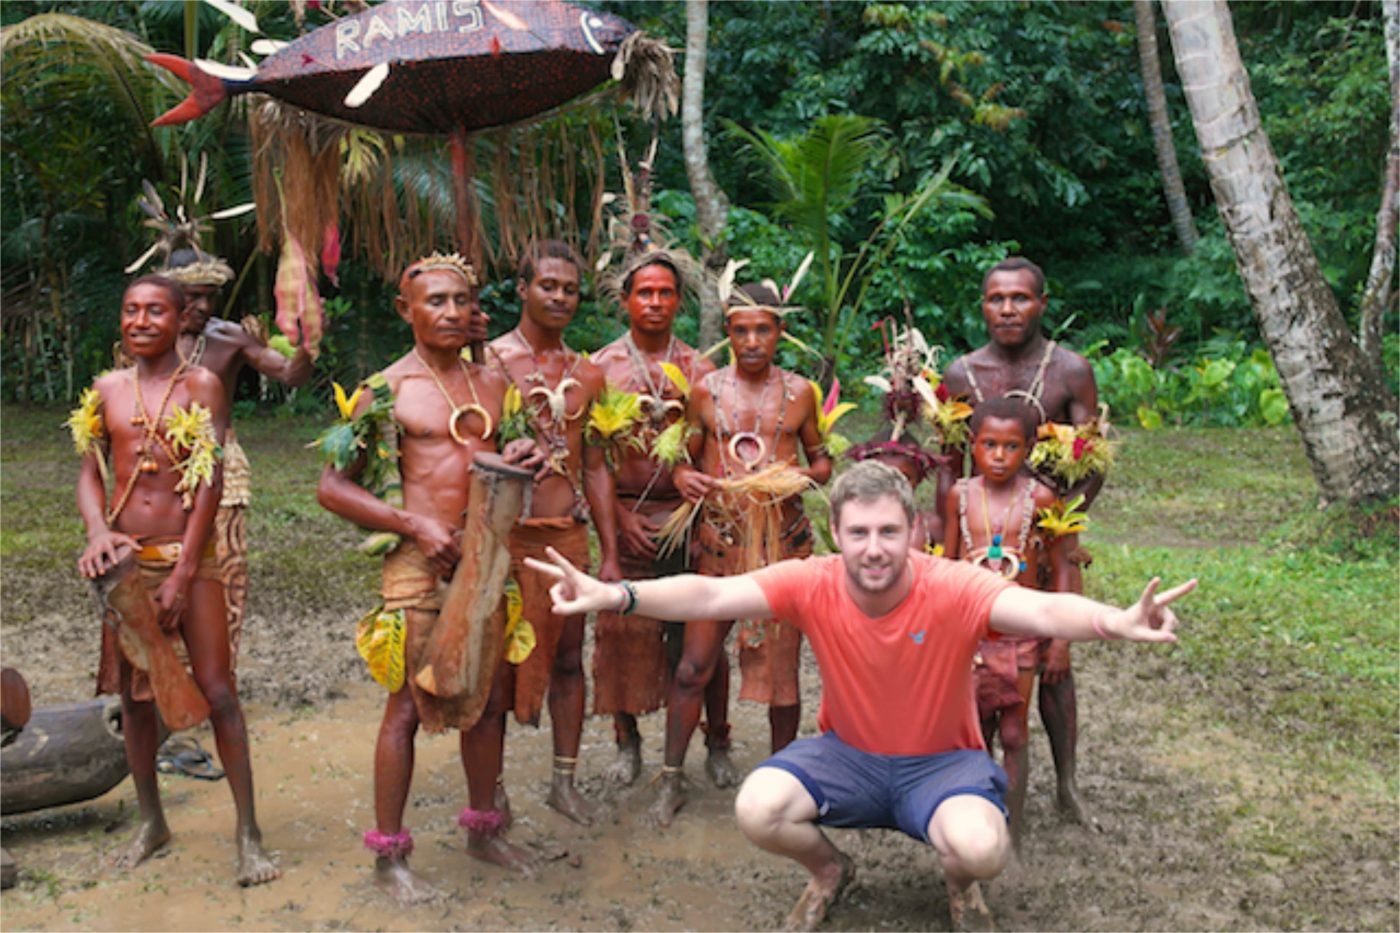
[458,807,505,836]
[363,828,414,860]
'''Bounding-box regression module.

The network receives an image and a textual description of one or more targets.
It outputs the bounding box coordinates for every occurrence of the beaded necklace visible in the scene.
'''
[490,331,586,509]
[411,348,492,444]
[622,331,681,429]
[107,361,189,523]
[957,475,1034,581]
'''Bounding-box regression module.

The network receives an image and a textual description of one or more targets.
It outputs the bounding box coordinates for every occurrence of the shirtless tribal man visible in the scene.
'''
[75,274,278,886]
[486,239,621,827]
[942,256,1103,824]
[317,253,545,900]
[164,247,314,670]
[655,279,833,826]
[590,252,734,787]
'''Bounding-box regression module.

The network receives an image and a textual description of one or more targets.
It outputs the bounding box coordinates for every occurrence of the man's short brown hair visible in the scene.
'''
[981,256,1045,296]
[517,239,582,286]
[829,460,916,529]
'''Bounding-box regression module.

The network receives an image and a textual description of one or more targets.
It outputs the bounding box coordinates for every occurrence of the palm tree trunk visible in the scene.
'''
[1358,0,1399,374]
[1134,0,1198,255]
[682,0,730,351]
[1161,0,1398,505]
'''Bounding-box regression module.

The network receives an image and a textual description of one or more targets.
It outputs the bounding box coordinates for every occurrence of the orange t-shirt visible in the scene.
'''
[751,552,1011,756]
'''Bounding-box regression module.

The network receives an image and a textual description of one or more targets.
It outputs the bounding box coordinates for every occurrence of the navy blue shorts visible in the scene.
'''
[759,732,1008,843]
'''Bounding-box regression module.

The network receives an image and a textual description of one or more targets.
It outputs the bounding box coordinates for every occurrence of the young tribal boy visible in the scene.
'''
[655,280,833,827]
[943,256,1101,823]
[590,253,734,787]
[486,239,621,827]
[317,253,544,898]
[164,247,315,672]
[943,397,1069,851]
[75,275,277,886]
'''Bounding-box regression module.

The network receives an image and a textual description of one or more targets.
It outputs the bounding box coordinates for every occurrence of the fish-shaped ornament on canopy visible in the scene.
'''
[148,0,635,133]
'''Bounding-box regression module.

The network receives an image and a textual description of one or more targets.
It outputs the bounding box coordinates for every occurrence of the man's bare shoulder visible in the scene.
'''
[589,338,628,366]
[379,353,420,393]
[183,364,223,398]
[92,368,128,394]
[1051,343,1096,379]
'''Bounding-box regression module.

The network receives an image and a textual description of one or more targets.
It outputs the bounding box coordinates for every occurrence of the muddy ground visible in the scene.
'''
[2,416,1396,932]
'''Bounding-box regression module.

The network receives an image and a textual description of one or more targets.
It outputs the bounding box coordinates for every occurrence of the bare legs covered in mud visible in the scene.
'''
[653,619,798,827]
[116,578,277,887]
[606,642,733,788]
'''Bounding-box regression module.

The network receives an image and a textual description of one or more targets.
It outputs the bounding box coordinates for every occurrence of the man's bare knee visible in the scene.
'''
[929,795,1010,880]
[734,767,815,843]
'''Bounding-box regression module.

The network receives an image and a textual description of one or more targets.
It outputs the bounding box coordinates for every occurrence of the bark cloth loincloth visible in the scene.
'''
[973,636,1044,716]
[381,539,506,734]
[507,517,591,727]
[591,497,688,718]
[697,500,812,708]
[95,537,221,701]
[214,429,250,664]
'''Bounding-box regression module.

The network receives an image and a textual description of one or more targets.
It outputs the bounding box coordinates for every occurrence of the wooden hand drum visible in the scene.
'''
[91,550,211,732]
[415,452,534,727]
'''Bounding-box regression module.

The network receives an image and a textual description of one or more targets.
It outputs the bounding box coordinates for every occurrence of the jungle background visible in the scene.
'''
[1,1,1397,930]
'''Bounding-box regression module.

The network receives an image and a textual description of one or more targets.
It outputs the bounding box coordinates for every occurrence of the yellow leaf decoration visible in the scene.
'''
[502,578,536,664]
[587,384,643,443]
[658,362,691,399]
[1037,495,1090,538]
[66,387,105,457]
[333,381,365,421]
[503,383,522,418]
[164,402,222,510]
[355,605,406,692]
[651,418,695,467]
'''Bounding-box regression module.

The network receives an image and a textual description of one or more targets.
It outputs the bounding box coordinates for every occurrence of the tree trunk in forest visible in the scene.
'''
[683,0,730,352]
[1161,0,1398,505]
[1358,0,1398,375]
[1134,0,1199,255]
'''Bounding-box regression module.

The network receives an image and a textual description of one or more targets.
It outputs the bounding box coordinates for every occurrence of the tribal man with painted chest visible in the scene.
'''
[487,239,621,827]
[317,254,543,898]
[653,279,833,827]
[589,251,737,789]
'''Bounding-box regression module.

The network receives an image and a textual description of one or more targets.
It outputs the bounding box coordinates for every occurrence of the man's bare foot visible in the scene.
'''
[113,818,171,869]
[603,740,642,786]
[493,782,514,831]
[647,769,686,828]
[704,747,741,788]
[467,831,540,877]
[546,774,598,825]
[373,857,445,905]
[236,827,280,886]
[1056,781,1090,825]
[782,849,855,932]
[948,880,996,932]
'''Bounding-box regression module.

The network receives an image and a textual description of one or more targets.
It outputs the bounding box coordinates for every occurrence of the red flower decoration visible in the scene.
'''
[935,382,950,403]
[1072,436,1091,461]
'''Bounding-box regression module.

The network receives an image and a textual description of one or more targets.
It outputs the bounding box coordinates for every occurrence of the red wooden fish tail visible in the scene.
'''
[146,54,228,126]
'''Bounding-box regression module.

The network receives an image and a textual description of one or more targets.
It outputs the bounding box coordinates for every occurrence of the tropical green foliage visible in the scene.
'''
[0,0,1391,423]
[1091,342,1292,429]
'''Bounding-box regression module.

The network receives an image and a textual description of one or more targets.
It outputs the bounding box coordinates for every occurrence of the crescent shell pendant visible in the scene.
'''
[727,431,767,471]
[449,404,493,446]
[971,549,1022,581]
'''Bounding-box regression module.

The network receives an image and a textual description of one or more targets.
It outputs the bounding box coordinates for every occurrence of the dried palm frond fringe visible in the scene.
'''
[656,465,818,566]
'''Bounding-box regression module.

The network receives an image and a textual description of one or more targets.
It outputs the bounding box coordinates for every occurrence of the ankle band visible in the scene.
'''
[363,828,414,860]
[458,806,505,836]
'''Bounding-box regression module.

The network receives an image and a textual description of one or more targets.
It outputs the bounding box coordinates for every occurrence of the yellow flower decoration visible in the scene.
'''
[333,381,365,421]
[66,387,105,457]
[503,383,522,418]
[355,605,406,692]
[502,578,536,664]
[810,378,856,457]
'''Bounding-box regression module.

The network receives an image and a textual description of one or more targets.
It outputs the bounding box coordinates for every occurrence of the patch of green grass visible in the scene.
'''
[1083,425,1398,773]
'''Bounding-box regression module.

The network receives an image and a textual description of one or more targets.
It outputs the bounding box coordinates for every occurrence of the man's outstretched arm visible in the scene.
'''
[525,546,774,622]
[990,576,1196,644]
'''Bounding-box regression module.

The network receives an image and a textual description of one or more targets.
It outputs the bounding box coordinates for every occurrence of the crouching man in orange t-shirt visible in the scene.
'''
[525,460,1195,932]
